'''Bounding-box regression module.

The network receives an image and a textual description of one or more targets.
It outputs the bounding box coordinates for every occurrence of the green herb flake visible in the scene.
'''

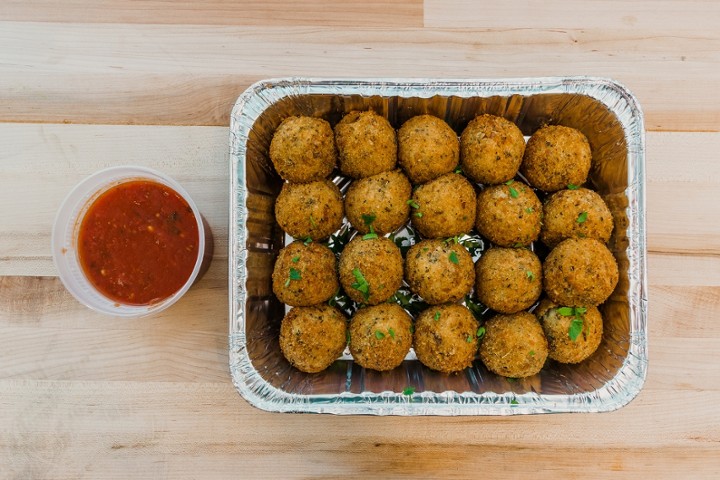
[449,251,459,264]
[403,386,415,396]
[409,324,415,334]
[361,213,376,226]
[434,311,441,322]
[388,328,396,339]
[303,237,313,246]
[556,307,574,316]
[508,185,519,198]
[476,326,486,339]
[504,179,515,185]
[351,268,370,301]
[577,211,588,224]
[291,255,300,263]
[526,270,535,281]
[375,330,385,340]
[569,318,584,341]
[406,199,420,209]
[289,268,302,281]
[513,242,524,248]
[346,330,351,344]
[309,214,317,228]
[567,184,580,190]
[284,278,291,287]
[414,212,423,218]
[454,166,463,174]
[466,334,474,343]
[529,350,535,356]
[362,232,379,240]
[510,398,519,405]
[525,207,534,214]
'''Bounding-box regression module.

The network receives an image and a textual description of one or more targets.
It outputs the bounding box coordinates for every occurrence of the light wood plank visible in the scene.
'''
[425,0,720,31]
[0,23,718,129]
[2,0,423,27]
[1,380,719,479]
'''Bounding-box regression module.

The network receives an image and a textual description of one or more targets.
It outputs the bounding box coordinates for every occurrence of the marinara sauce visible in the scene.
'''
[78,180,199,305]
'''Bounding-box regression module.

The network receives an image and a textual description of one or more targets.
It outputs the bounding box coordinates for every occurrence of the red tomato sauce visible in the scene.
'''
[78,180,199,305]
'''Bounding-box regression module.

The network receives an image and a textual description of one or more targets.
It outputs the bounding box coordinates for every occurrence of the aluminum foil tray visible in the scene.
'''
[229,77,647,415]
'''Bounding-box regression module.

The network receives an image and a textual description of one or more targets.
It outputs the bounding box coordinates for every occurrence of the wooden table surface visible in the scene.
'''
[2,1,719,478]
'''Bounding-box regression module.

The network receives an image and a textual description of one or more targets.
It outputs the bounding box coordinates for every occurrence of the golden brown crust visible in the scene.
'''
[475,181,542,247]
[410,173,476,238]
[334,110,397,179]
[405,240,475,305]
[543,238,619,306]
[344,169,411,235]
[398,115,459,184]
[460,114,525,185]
[269,116,336,183]
[535,299,603,364]
[349,303,412,371]
[479,312,548,378]
[521,125,591,192]
[338,236,403,305]
[272,241,339,307]
[275,179,344,240]
[413,304,480,373]
[475,247,542,314]
[279,305,347,373]
[541,188,614,247]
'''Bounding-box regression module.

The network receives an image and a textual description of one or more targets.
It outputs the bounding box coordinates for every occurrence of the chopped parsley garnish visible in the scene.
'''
[454,166,463,174]
[508,185,519,198]
[375,330,385,340]
[291,255,300,263]
[289,268,301,280]
[303,237,313,246]
[406,199,420,209]
[567,184,580,190]
[512,242,523,248]
[414,212,423,218]
[309,214,317,228]
[448,251,459,264]
[466,335,474,343]
[577,211,588,224]
[510,398,519,405]
[526,270,535,281]
[362,232,378,240]
[361,213,377,226]
[403,386,415,396]
[434,311,441,322]
[351,268,370,301]
[525,207,534,214]
[557,306,588,341]
[388,328,396,339]
[476,326,486,340]
[529,350,535,356]
[504,179,515,185]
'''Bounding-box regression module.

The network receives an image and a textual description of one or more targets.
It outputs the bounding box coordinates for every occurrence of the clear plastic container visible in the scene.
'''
[52,166,211,318]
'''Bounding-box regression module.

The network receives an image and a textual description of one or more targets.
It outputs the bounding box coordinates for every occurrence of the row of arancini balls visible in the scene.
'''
[269,111,619,378]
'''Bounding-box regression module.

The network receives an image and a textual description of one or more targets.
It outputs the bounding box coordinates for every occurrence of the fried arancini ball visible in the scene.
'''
[521,125,592,192]
[334,110,397,179]
[272,241,338,307]
[543,238,619,307]
[275,179,344,240]
[344,169,411,235]
[460,114,526,185]
[405,239,475,305]
[541,187,614,247]
[339,236,403,305]
[279,305,347,373]
[349,303,412,371]
[475,181,542,247]
[410,173,476,239]
[475,247,542,314]
[269,116,336,183]
[535,299,603,364]
[413,304,480,373]
[398,115,459,184]
[479,312,548,378]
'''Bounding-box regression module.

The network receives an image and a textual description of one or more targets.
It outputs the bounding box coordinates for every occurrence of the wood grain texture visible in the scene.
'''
[2,1,720,478]
[0,22,718,129]
[2,0,423,27]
